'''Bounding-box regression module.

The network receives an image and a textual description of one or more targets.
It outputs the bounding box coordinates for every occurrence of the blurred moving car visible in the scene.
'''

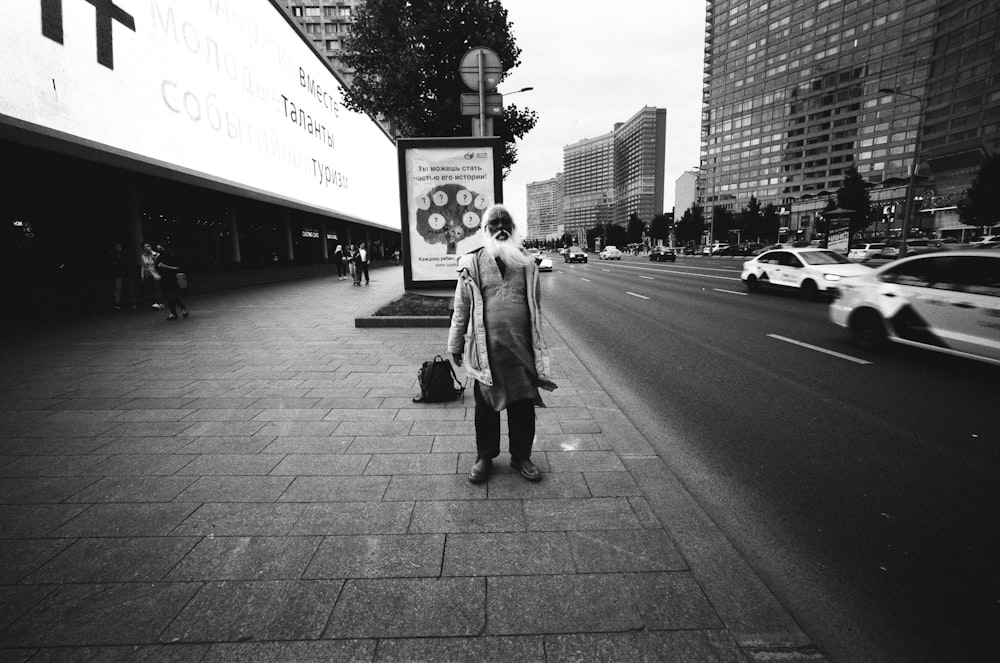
[534,252,553,272]
[599,246,622,260]
[564,246,588,263]
[701,243,729,256]
[742,247,872,298]
[847,243,886,262]
[649,246,677,262]
[830,251,1000,366]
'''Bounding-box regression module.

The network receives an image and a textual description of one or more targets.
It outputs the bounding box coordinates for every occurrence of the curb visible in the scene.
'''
[354,315,451,328]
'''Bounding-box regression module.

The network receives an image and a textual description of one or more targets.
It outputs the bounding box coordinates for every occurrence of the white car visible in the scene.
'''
[742,247,872,298]
[831,251,1000,366]
[533,252,553,272]
[847,243,886,262]
[599,246,622,260]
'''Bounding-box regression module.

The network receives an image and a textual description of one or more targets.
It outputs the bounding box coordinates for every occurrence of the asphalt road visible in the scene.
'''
[539,253,1000,663]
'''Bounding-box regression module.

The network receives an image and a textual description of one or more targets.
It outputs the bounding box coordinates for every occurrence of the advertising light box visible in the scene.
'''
[0,0,398,230]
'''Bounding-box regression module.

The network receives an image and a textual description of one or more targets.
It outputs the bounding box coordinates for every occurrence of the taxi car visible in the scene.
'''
[830,251,1000,366]
[599,246,622,260]
[564,246,588,263]
[742,247,872,298]
[530,250,553,272]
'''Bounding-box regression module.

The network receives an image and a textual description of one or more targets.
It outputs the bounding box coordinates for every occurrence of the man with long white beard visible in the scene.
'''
[447,204,557,483]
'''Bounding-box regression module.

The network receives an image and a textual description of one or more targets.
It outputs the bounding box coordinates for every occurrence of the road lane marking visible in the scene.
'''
[579,278,591,282]
[626,292,650,300]
[639,276,655,280]
[768,334,872,365]
[715,288,747,296]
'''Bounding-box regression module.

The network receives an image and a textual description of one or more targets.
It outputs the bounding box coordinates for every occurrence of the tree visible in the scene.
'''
[341,0,537,173]
[959,154,1000,230]
[712,207,735,243]
[761,203,780,243]
[648,213,671,243]
[836,165,874,239]
[675,204,704,245]
[559,231,574,247]
[626,213,646,244]
[742,196,763,243]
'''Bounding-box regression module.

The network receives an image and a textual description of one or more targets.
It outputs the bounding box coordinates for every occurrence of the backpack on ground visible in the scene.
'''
[413,355,464,403]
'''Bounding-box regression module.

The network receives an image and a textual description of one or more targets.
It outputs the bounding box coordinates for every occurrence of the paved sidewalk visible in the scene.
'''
[0,265,825,662]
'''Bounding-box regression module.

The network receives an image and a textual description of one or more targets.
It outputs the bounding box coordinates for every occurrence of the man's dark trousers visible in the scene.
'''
[474,381,535,460]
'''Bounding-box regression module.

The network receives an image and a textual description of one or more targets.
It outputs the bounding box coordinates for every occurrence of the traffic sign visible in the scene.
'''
[459,47,502,92]
[461,93,503,116]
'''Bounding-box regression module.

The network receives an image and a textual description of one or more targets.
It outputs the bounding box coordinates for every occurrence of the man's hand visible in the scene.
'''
[452,353,463,367]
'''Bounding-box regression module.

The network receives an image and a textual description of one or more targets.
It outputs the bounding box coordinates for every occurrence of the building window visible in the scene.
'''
[305,7,321,17]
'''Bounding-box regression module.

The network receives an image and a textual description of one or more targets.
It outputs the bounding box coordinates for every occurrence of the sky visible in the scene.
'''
[496,0,708,227]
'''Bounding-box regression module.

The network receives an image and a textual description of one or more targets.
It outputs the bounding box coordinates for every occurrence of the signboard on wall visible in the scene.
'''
[0,0,398,231]
[398,137,503,290]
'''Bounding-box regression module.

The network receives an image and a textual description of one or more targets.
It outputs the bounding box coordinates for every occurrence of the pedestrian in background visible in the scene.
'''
[109,241,136,309]
[153,244,188,321]
[347,244,357,284]
[358,242,370,285]
[333,244,347,280]
[448,204,557,484]
[139,242,163,309]
[393,248,401,265]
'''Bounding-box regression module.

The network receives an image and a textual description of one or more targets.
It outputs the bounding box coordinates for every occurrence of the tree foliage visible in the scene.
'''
[835,165,874,239]
[712,207,735,243]
[959,154,1000,229]
[675,204,705,245]
[626,213,646,244]
[741,196,763,243]
[340,0,537,173]
[648,213,671,242]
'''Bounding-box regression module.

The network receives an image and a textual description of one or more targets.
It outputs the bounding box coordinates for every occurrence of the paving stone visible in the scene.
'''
[325,577,484,638]
[171,503,305,536]
[291,502,413,535]
[50,503,197,537]
[269,454,371,476]
[201,640,375,663]
[582,471,644,496]
[23,643,210,662]
[543,631,746,663]
[0,455,107,477]
[523,497,642,531]
[0,584,57,631]
[443,532,575,576]
[485,472,590,499]
[0,477,98,503]
[67,476,195,503]
[260,436,351,454]
[346,435,435,453]
[279,475,389,502]
[410,500,526,533]
[488,574,643,634]
[568,529,687,573]
[160,580,342,643]
[175,435,274,453]
[624,571,723,630]
[364,453,458,475]
[167,536,321,580]
[383,475,485,501]
[174,476,293,502]
[0,539,73,584]
[0,504,90,538]
[24,537,199,583]
[2,582,200,647]
[374,635,545,662]
[92,437,195,455]
[304,534,444,578]
[174,454,283,476]
[87,454,198,476]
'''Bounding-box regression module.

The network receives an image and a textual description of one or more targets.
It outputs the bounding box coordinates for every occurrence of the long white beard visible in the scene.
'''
[484,232,531,267]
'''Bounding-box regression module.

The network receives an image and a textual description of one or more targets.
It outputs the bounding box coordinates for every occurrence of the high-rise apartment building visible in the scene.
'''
[275,0,363,81]
[553,106,666,243]
[526,174,564,241]
[700,0,1000,242]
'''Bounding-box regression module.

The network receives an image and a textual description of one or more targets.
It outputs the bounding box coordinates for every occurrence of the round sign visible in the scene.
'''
[460,47,503,92]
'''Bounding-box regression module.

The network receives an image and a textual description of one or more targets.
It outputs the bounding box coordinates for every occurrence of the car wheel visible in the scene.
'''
[800,279,819,299]
[850,309,888,351]
[745,274,759,292]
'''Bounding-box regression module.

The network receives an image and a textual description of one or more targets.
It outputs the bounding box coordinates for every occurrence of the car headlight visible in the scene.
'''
[824,273,842,282]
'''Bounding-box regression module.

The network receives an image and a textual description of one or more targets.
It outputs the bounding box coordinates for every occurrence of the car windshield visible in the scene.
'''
[799,250,853,265]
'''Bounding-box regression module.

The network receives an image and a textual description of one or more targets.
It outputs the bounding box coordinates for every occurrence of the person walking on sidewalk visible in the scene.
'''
[109,241,136,309]
[447,204,557,484]
[333,244,347,280]
[153,244,188,320]
[357,242,371,285]
[139,242,164,309]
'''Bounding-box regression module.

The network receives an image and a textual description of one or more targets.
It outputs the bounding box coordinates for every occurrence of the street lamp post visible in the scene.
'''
[879,87,926,258]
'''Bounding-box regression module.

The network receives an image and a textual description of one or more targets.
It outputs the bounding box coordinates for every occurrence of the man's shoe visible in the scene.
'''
[468,458,492,483]
[511,458,542,482]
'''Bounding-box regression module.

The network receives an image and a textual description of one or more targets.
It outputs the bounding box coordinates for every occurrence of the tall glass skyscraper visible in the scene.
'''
[700,0,1000,242]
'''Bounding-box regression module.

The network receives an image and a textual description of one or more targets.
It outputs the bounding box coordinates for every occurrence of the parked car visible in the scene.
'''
[752,243,784,255]
[847,243,886,262]
[830,251,1000,366]
[599,246,622,260]
[879,239,940,259]
[682,245,698,255]
[564,246,588,263]
[649,246,677,262]
[742,247,873,298]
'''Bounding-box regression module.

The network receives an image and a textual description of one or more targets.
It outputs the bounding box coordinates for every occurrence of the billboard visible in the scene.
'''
[0,0,398,230]
[397,137,503,290]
